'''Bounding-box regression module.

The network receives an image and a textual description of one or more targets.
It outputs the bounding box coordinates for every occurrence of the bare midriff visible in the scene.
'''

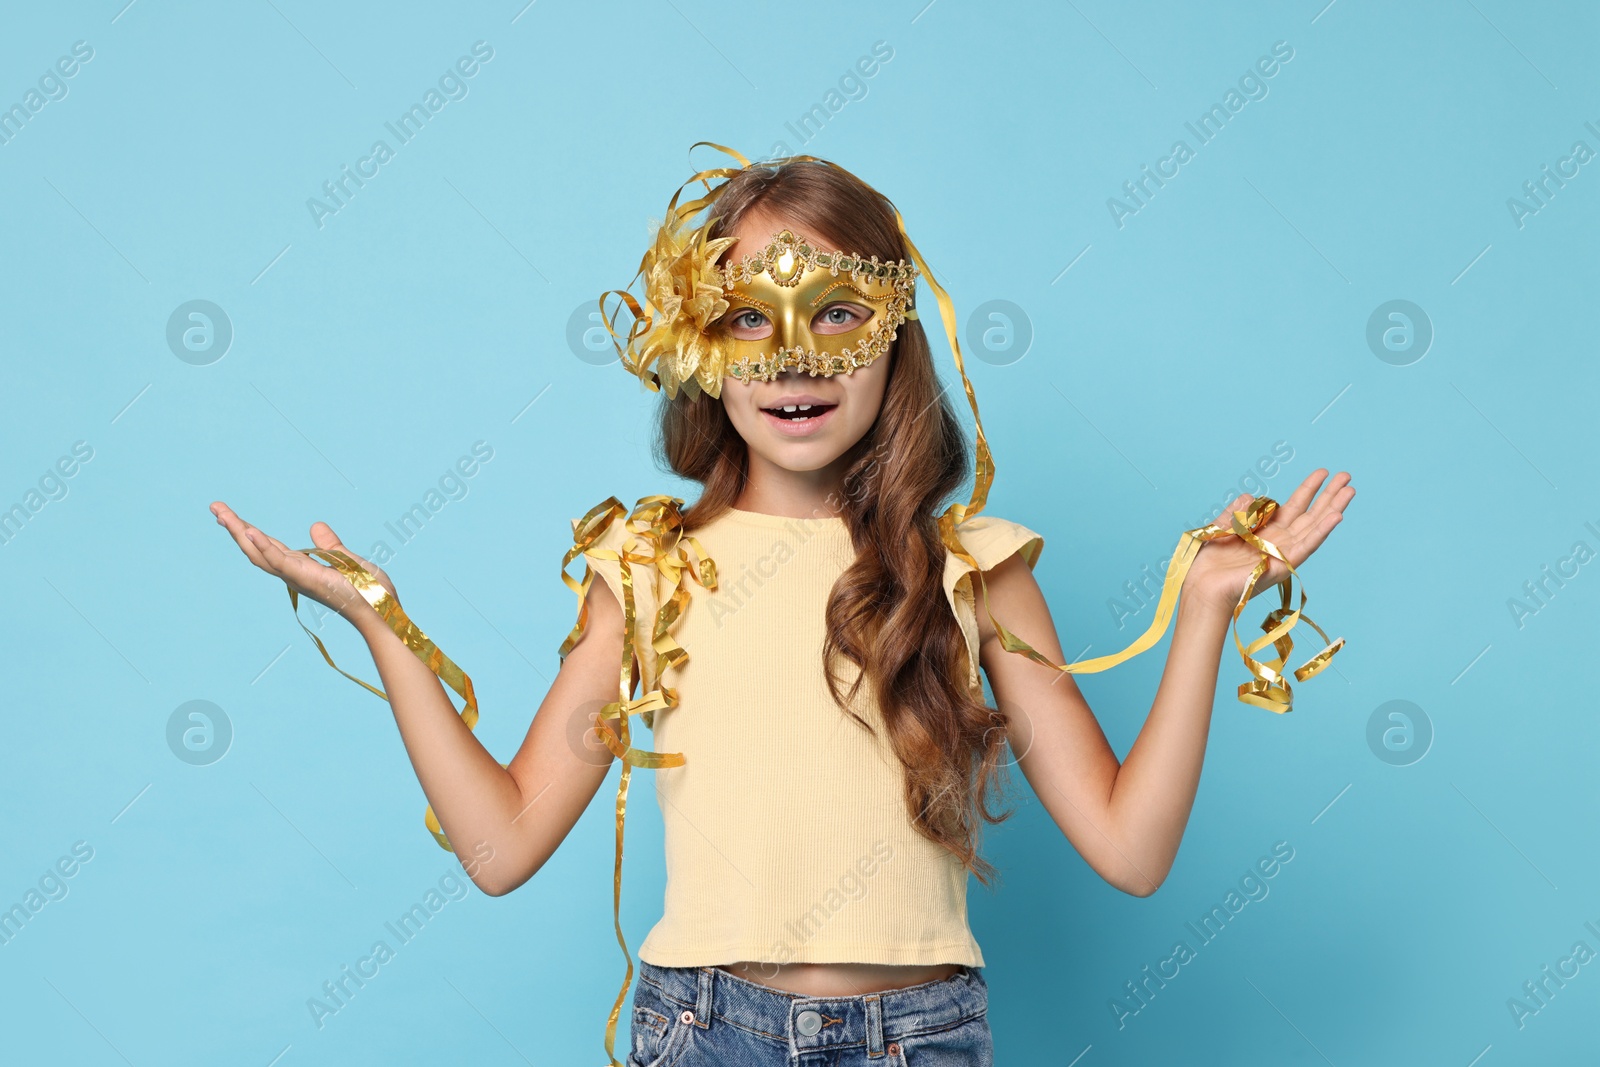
[718,960,964,996]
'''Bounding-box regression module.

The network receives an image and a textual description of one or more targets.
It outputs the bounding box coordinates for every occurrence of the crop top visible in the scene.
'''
[575,503,1044,968]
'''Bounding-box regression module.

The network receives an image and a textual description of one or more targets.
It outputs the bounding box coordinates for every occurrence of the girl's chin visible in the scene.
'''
[750,439,848,474]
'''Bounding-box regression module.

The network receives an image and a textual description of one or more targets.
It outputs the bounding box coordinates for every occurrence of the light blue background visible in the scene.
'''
[2,1,1596,1063]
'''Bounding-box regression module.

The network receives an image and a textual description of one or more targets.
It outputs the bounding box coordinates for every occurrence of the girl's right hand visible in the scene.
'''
[209,501,396,630]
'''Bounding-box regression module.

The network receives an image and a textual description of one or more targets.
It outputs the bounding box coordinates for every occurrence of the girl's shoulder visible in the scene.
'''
[562,494,694,684]
[566,494,687,555]
[941,512,1045,693]
[943,512,1044,575]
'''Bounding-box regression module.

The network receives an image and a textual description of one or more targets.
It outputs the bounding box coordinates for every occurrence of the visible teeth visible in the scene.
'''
[768,403,827,419]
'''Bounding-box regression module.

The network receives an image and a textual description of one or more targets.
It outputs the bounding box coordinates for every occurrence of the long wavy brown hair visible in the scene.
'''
[655,158,1013,885]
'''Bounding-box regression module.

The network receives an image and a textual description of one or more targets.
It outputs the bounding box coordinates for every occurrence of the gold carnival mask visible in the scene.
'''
[715,228,918,384]
[600,152,932,401]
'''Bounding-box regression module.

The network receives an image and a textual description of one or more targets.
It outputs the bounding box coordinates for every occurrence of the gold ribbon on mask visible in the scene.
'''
[599,142,754,396]
[558,494,716,1067]
[283,548,489,851]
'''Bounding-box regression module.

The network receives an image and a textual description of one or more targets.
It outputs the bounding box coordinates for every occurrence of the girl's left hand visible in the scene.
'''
[1182,468,1354,615]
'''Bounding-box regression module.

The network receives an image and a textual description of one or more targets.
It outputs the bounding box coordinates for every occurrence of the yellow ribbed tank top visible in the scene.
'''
[574,503,1043,967]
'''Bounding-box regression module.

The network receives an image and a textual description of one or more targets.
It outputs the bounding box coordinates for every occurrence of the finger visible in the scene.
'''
[1273,472,1352,546]
[1318,479,1354,518]
[251,530,308,579]
[1215,493,1252,527]
[1312,483,1355,540]
[1280,496,1349,568]
[212,504,367,613]
[309,521,365,565]
[211,501,254,539]
[1301,470,1352,523]
[310,520,344,551]
[306,522,392,605]
[213,504,277,573]
[259,530,297,557]
[309,521,380,578]
[246,524,324,583]
[1273,469,1329,525]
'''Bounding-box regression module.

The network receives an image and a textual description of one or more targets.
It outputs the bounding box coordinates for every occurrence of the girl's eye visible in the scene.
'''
[813,303,871,334]
[728,309,770,335]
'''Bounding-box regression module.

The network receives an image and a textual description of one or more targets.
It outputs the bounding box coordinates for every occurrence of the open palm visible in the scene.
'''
[1184,468,1354,614]
[209,501,393,626]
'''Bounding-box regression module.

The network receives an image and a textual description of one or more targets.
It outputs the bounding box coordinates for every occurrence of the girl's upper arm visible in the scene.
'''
[492,574,630,891]
[974,550,1131,882]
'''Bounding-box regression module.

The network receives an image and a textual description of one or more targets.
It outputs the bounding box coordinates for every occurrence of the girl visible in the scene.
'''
[211,147,1352,1066]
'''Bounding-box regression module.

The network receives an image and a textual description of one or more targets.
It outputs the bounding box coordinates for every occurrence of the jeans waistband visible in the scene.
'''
[637,960,987,1054]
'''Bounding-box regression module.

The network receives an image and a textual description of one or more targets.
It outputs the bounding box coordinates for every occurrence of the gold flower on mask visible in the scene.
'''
[634,217,736,399]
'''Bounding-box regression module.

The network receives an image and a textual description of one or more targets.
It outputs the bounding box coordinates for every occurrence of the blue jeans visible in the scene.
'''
[628,960,992,1066]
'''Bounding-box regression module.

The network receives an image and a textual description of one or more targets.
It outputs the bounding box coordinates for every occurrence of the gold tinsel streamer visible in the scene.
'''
[965,495,1346,711]
[557,494,716,1066]
[282,547,489,851]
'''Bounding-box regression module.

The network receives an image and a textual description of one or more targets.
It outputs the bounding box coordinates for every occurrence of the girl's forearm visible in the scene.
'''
[353,613,526,860]
[1103,591,1234,890]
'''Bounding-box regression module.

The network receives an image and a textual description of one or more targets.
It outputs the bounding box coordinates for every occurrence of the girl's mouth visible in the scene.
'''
[760,403,838,435]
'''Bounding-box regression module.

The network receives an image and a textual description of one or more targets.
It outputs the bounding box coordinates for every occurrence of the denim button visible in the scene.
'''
[795,1009,823,1036]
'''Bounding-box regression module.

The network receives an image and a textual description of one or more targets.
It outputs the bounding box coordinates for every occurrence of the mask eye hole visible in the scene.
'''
[725,308,772,339]
[812,302,872,336]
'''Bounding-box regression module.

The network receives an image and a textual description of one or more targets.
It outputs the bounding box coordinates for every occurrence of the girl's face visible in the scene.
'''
[716,208,892,476]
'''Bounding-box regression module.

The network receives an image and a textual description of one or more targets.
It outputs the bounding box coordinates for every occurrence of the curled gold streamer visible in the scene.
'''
[964,495,1345,714]
[557,494,716,1067]
[283,548,489,851]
